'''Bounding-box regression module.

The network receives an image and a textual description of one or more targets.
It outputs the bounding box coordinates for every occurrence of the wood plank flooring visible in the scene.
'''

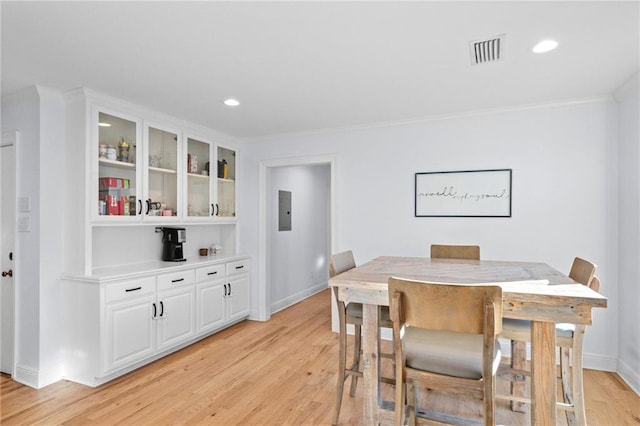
[1,289,638,425]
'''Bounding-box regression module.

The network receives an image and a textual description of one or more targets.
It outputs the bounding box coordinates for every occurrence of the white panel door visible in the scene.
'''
[227,275,250,322]
[156,285,196,351]
[105,294,156,372]
[0,135,16,375]
[196,280,225,334]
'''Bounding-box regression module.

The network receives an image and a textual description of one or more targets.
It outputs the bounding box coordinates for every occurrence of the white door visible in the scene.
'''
[156,285,196,350]
[105,294,156,372]
[196,280,225,334]
[1,133,17,375]
[227,275,250,322]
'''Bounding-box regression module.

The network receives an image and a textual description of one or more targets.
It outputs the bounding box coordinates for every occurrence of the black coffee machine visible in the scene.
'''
[161,227,187,262]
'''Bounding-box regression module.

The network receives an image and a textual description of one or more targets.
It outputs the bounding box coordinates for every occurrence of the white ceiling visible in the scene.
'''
[2,1,638,140]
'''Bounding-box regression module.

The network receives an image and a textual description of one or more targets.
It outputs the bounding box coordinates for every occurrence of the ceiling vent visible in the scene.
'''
[469,34,505,65]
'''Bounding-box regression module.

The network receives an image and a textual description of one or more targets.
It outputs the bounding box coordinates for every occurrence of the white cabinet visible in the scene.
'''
[104,277,156,371]
[216,145,236,218]
[156,270,196,350]
[144,123,182,220]
[185,136,215,219]
[225,259,251,322]
[94,109,143,221]
[196,259,250,334]
[196,264,226,334]
[90,101,239,224]
[103,271,196,374]
[64,256,250,387]
[226,275,250,322]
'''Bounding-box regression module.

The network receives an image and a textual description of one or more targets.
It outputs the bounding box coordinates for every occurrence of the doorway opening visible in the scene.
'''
[1,131,18,376]
[258,154,336,321]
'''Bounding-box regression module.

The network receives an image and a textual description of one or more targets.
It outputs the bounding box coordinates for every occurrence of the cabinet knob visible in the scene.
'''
[1,270,12,278]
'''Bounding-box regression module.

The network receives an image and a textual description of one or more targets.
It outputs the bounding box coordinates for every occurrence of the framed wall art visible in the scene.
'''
[415,169,512,217]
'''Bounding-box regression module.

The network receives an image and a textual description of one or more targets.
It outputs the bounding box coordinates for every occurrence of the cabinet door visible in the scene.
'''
[185,136,214,220]
[226,275,250,322]
[105,294,156,372]
[94,109,143,221]
[196,280,225,334]
[144,124,180,220]
[156,285,196,351]
[216,145,236,218]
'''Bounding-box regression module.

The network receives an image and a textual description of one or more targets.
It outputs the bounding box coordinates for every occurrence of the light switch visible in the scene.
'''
[17,216,31,232]
[18,197,31,212]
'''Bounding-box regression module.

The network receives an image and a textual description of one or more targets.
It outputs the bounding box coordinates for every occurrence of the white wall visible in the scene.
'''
[614,72,640,394]
[240,98,621,371]
[2,87,67,387]
[268,165,330,312]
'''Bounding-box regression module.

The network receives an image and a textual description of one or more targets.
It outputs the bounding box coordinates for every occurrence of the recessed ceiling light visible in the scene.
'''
[532,40,558,53]
[224,98,240,107]
[98,122,111,127]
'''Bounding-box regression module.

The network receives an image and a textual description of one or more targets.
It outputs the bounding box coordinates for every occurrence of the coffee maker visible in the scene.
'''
[161,227,187,262]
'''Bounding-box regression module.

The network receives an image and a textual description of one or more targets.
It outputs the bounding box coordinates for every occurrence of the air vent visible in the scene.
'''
[469,34,505,65]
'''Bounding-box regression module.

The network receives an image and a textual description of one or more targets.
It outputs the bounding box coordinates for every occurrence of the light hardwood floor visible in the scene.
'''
[1,289,638,425]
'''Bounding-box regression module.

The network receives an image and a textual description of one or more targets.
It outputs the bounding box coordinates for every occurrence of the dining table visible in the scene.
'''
[328,256,607,425]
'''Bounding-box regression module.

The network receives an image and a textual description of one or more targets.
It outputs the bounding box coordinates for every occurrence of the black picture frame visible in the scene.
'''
[415,169,512,217]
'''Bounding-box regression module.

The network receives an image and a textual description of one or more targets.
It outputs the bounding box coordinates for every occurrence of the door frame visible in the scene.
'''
[1,131,19,376]
[257,154,337,321]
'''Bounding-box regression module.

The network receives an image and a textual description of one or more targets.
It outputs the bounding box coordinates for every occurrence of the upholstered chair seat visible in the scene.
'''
[403,327,502,380]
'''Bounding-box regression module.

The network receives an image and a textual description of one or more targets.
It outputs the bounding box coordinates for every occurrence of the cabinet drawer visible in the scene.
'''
[157,270,195,291]
[106,277,156,304]
[227,259,250,275]
[196,264,226,282]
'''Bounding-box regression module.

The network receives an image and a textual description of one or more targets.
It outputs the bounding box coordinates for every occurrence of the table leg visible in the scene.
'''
[362,303,380,425]
[531,320,557,426]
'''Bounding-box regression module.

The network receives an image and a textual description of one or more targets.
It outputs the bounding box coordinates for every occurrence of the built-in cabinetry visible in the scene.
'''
[63,89,248,388]
[65,256,250,387]
[64,88,239,276]
[94,108,236,222]
[195,258,249,334]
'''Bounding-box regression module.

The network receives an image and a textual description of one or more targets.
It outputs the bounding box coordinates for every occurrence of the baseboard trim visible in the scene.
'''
[13,363,63,389]
[270,283,327,314]
[583,352,617,372]
[616,357,640,396]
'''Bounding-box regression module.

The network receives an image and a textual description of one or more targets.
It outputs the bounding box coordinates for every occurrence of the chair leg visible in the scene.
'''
[484,366,496,426]
[395,378,405,426]
[332,313,348,425]
[408,383,416,426]
[560,346,578,426]
[349,324,362,397]
[572,349,587,426]
[560,346,573,404]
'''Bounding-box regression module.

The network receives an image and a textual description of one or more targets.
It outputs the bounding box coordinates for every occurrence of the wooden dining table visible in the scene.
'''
[328,256,607,425]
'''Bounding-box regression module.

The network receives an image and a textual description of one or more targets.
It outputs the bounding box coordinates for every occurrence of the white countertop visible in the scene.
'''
[64,253,249,283]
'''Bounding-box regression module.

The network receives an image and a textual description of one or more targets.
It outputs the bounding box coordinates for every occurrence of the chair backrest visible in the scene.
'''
[568,257,597,287]
[329,250,356,278]
[589,276,601,292]
[430,244,480,260]
[388,277,502,336]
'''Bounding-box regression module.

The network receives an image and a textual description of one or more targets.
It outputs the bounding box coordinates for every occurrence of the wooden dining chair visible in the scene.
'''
[389,277,502,426]
[430,244,480,260]
[499,257,599,425]
[329,251,394,425]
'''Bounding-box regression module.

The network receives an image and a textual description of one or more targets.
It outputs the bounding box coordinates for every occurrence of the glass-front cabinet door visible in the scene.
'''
[216,146,236,218]
[96,111,142,220]
[145,125,180,220]
[185,136,213,219]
